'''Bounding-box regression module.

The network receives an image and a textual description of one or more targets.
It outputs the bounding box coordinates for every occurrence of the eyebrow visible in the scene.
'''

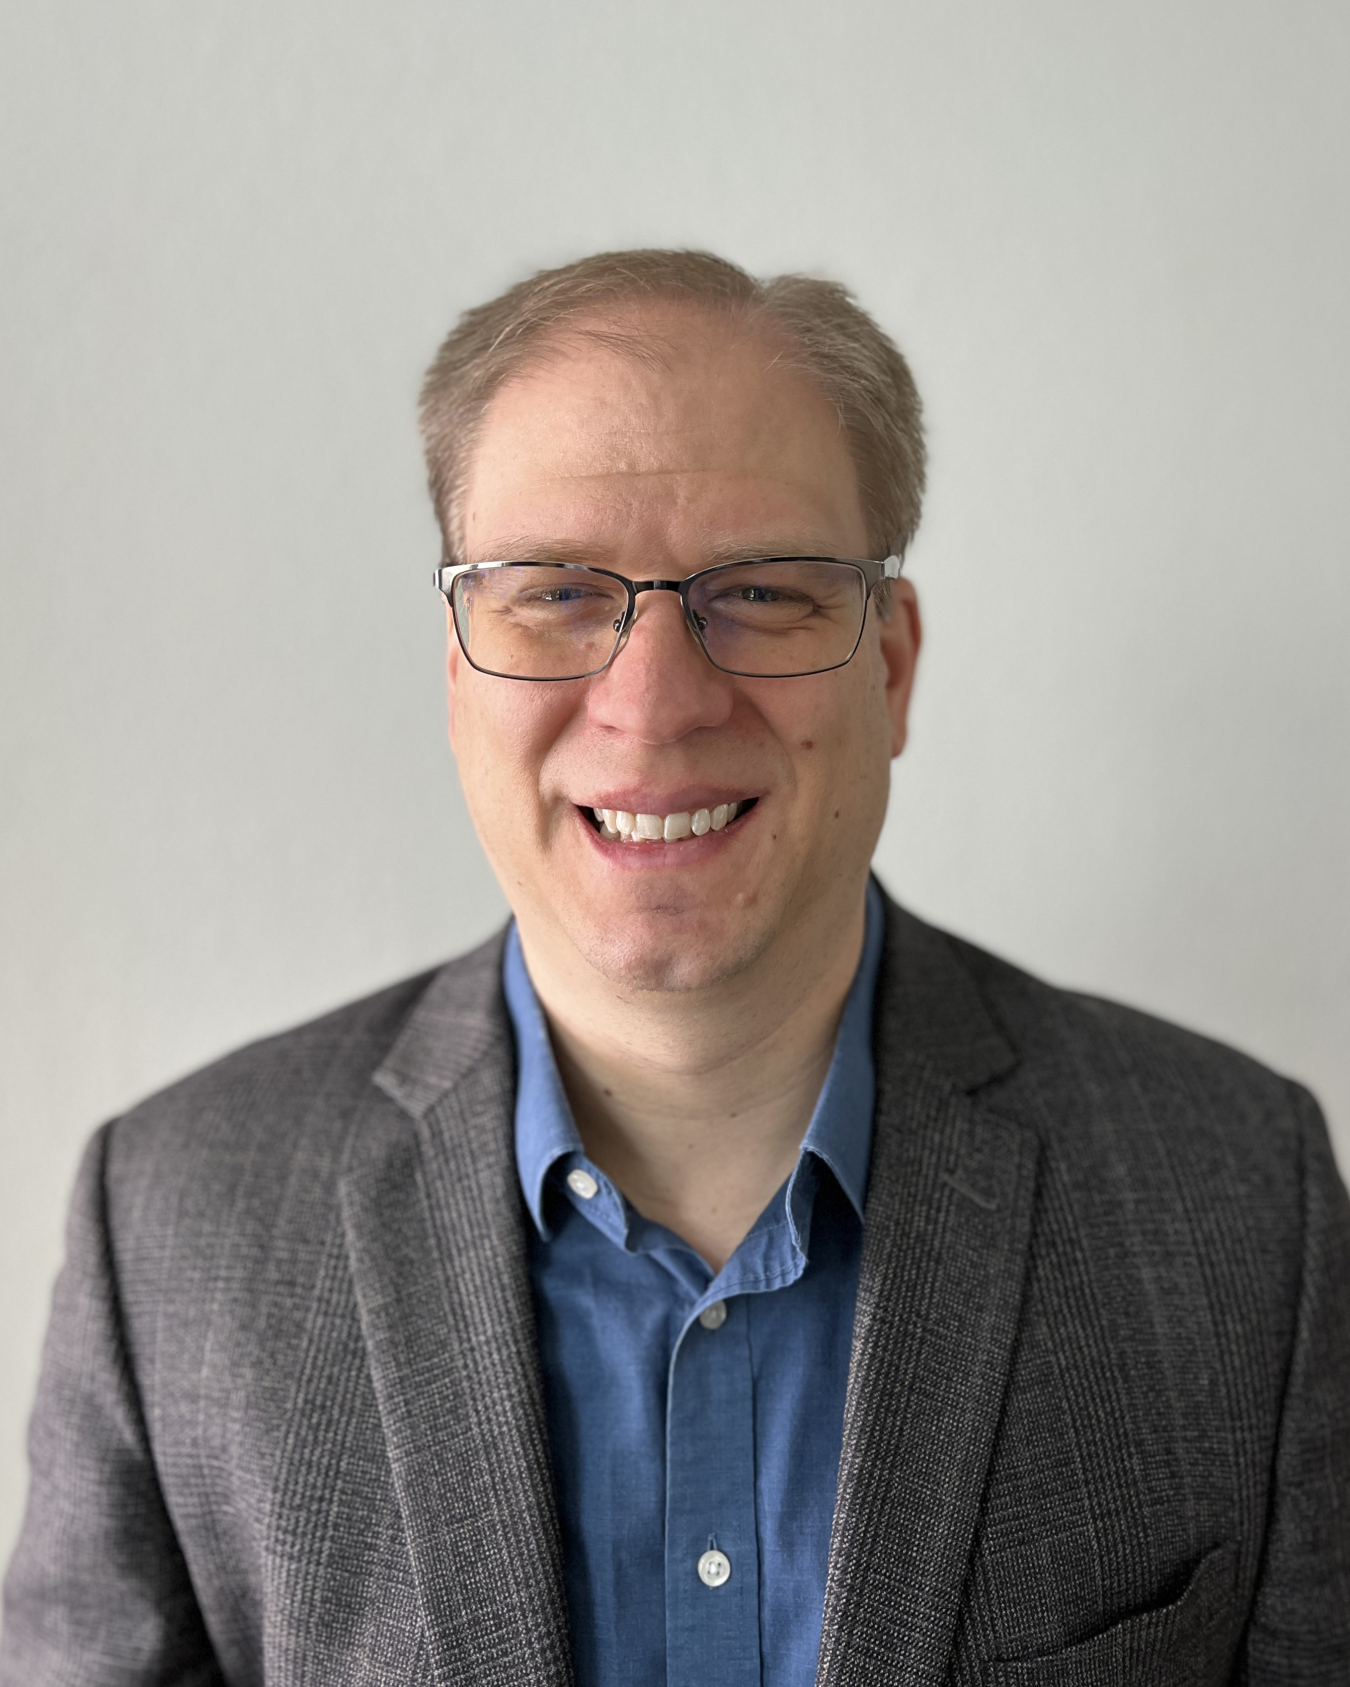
[466,536,843,568]
[467,537,605,565]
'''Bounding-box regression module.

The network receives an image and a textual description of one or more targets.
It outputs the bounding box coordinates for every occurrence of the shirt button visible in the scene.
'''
[566,1168,599,1200]
[698,1300,728,1330]
[697,1549,731,1587]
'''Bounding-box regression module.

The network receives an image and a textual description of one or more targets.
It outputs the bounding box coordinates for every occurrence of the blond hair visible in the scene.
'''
[419,248,925,568]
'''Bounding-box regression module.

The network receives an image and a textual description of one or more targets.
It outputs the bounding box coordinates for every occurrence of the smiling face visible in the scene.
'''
[447,302,920,998]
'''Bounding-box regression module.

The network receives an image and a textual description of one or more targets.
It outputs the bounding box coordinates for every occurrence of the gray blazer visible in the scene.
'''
[3,895,1349,1685]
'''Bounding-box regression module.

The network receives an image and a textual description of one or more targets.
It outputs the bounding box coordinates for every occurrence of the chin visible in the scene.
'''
[563,901,771,996]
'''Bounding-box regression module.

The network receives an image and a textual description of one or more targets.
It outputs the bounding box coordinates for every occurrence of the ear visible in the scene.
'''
[876,579,922,758]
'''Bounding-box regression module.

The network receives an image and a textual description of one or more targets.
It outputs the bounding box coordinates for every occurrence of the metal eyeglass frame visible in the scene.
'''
[433,553,904,681]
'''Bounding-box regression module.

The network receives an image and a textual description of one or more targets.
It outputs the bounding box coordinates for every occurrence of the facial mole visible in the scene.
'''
[833,810,840,820]
[602,1087,613,1097]
[800,739,814,750]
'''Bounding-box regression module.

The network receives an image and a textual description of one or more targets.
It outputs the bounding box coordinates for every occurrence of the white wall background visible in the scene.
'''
[2,0,1347,1562]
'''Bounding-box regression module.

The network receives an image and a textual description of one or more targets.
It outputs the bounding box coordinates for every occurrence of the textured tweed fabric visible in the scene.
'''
[3,892,1348,1684]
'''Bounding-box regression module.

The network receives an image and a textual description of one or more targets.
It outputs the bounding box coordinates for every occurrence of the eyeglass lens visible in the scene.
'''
[451,560,868,680]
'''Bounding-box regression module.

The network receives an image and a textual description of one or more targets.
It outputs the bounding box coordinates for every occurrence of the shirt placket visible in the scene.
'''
[664,1293,761,1687]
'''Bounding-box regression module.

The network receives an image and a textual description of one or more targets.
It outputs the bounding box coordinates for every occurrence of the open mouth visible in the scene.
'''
[581,798,759,844]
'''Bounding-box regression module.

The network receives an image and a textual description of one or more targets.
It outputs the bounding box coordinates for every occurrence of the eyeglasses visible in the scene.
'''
[434,554,902,681]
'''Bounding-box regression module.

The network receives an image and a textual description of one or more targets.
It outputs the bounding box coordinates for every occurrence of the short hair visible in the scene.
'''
[419,248,926,571]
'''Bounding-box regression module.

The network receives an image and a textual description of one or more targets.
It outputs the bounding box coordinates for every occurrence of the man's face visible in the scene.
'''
[448,305,920,995]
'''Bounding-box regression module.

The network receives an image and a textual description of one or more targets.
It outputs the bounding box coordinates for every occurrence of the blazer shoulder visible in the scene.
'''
[904,910,1322,1170]
[102,927,510,1187]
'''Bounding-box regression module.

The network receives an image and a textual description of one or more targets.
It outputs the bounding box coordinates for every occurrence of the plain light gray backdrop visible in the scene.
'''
[2,0,1347,1564]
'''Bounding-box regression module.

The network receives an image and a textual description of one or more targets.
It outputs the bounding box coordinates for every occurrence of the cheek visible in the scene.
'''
[796,673,893,850]
[453,677,573,812]
[840,635,898,761]
[766,657,889,788]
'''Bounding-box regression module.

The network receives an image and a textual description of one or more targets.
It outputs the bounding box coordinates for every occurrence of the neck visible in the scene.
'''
[518,888,869,1273]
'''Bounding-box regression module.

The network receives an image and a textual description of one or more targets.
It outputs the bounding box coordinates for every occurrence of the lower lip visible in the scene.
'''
[576,804,757,866]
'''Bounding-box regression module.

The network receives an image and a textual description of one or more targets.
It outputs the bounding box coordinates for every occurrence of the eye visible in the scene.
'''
[703,582,818,613]
[535,585,595,603]
[510,581,614,610]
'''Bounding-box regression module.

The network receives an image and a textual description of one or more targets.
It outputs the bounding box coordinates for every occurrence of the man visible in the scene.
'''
[3,249,1348,1686]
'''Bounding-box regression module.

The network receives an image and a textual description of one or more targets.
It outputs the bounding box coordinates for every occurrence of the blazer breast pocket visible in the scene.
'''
[981,1542,1238,1687]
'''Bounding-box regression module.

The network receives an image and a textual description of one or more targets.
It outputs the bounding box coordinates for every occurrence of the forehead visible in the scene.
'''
[460,304,867,563]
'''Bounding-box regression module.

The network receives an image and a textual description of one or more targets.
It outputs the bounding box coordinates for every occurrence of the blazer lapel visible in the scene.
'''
[339,934,572,1687]
[817,900,1041,1687]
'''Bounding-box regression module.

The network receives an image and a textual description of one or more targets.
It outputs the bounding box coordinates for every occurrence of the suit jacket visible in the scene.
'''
[3,894,1349,1686]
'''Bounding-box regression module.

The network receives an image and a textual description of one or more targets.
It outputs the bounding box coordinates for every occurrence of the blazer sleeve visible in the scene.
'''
[1241,1087,1350,1682]
[0,1123,224,1687]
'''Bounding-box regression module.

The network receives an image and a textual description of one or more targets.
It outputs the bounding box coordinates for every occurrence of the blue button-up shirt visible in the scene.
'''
[505,881,883,1687]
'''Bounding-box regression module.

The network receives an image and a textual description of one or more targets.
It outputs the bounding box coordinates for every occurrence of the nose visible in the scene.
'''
[585,587,734,742]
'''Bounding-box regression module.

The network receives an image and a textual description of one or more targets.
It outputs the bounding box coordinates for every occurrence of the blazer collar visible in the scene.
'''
[871,889,1020,1094]
[816,889,1040,1685]
[371,926,511,1120]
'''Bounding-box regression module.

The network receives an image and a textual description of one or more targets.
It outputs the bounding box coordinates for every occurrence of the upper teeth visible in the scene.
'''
[590,803,742,842]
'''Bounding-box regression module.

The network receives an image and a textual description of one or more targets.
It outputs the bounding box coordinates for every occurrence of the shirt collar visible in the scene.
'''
[505,878,885,1242]
[503,926,584,1236]
[795,874,883,1221]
